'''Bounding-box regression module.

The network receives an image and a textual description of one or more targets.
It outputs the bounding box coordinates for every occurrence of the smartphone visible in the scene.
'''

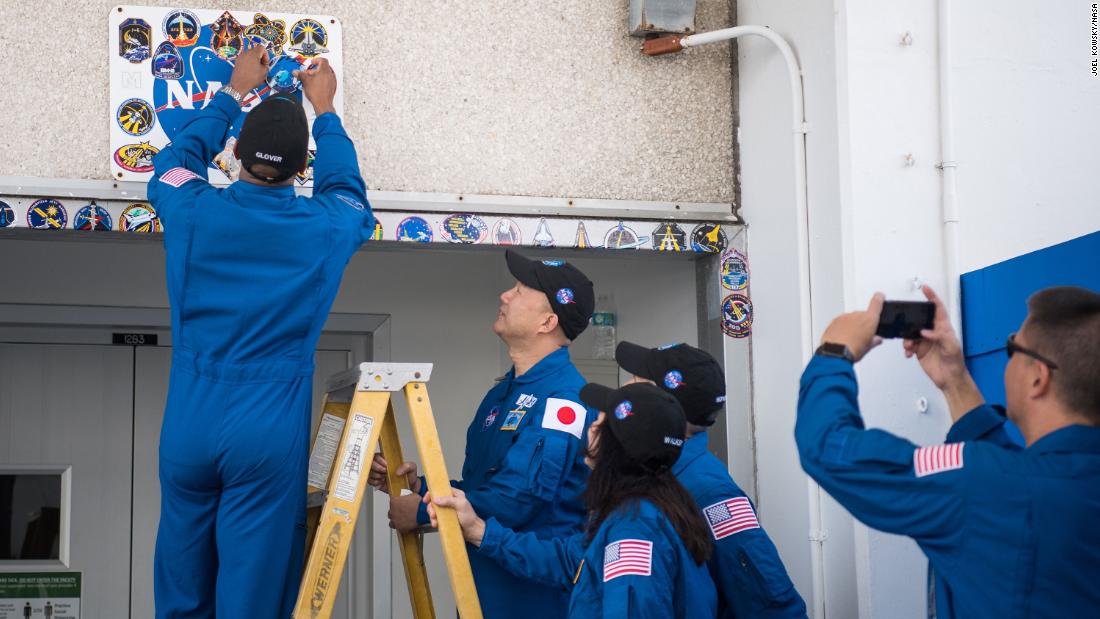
[876,301,935,339]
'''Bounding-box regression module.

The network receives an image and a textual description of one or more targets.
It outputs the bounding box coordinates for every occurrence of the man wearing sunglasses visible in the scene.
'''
[796,284,1100,618]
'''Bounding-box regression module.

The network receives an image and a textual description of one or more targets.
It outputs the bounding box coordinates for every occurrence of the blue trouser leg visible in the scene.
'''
[155,371,222,619]
[214,377,311,618]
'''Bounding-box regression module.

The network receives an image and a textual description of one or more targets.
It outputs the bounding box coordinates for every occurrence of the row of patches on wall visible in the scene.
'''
[0,199,159,232]
[0,201,753,337]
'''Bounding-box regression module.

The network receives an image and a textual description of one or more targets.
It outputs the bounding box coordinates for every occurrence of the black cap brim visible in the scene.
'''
[580,383,616,413]
[505,249,541,290]
[615,341,656,381]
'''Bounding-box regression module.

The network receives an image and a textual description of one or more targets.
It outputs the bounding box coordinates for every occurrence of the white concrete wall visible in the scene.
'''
[738,0,1100,617]
[0,0,734,203]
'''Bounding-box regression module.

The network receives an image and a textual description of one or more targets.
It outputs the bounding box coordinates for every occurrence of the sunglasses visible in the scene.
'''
[1006,333,1059,370]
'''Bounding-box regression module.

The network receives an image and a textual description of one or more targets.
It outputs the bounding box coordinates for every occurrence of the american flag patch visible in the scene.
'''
[159,167,200,188]
[914,443,965,477]
[602,539,652,582]
[703,497,760,540]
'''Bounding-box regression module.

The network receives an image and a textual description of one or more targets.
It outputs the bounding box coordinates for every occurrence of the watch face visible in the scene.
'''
[818,343,852,360]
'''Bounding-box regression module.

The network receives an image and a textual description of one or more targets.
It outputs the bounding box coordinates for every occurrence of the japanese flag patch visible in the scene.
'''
[703,497,760,540]
[913,443,965,477]
[159,167,200,188]
[603,539,652,581]
[541,398,586,439]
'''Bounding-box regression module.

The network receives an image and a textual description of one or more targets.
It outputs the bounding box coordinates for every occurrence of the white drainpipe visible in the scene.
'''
[938,0,962,326]
[645,26,826,619]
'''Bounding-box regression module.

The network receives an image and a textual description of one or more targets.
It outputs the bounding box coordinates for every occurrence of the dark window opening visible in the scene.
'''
[0,474,62,560]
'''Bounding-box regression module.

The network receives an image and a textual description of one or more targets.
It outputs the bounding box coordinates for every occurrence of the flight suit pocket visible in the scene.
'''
[527,435,568,498]
[737,535,798,605]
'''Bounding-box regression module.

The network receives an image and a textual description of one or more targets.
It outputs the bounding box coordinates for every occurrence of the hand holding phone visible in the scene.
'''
[876,301,935,339]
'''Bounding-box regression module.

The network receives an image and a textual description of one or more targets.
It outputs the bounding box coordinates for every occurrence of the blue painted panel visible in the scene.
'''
[961,229,1100,414]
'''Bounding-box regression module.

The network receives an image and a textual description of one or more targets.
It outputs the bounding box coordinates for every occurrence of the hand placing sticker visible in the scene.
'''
[295,57,337,116]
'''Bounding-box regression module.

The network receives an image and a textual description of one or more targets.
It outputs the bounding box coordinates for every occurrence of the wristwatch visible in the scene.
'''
[815,342,855,363]
[218,84,245,107]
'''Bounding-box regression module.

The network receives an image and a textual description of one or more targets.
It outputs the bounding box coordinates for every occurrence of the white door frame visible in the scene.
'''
[0,303,393,619]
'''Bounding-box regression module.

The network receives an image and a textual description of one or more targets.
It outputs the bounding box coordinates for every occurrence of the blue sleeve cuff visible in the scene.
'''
[477,517,504,556]
[416,498,429,526]
[311,112,343,138]
[211,90,243,119]
[803,354,857,382]
[946,404,1007,443]
[416,476,428,497]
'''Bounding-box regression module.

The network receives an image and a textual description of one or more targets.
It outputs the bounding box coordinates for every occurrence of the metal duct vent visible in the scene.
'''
[629,0,697,37]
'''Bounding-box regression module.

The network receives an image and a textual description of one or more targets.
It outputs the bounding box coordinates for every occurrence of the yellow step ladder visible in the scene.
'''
[293,363,482,619]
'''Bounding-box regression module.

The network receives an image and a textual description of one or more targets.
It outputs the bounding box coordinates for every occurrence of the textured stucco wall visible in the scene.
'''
[0,0,734,202]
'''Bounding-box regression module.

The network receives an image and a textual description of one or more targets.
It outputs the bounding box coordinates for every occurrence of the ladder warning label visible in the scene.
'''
[333,413,374,503]
[308,413,347,490]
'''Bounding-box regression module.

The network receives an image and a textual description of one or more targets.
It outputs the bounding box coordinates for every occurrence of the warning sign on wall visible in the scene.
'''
[0,572,81,618]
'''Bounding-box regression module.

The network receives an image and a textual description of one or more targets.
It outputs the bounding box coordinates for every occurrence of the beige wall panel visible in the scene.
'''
[0,1,734,202]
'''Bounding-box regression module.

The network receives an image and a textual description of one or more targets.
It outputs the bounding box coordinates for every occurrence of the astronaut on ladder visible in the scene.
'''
[148,45,374,618]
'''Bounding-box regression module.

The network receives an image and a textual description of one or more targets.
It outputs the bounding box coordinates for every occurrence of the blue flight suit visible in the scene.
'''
[674,432,808,618]
[148,91,374,619]
[796,355,1100,619]
[477,498,717,618]
[414,347,594,618]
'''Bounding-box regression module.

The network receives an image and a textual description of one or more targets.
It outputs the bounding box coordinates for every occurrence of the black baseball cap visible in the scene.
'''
[580,382,687,471]
[615,341,726,427]
[505,249,595,340]
[237,95,309,183]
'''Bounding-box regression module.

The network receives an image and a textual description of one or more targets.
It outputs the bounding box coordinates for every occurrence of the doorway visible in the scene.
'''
[0,306,383,618]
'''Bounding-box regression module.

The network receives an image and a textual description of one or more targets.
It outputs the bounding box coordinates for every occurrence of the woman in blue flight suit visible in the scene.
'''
[429,382,717,618]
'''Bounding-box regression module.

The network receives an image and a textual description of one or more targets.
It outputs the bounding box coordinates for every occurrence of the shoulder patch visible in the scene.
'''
[703,497,760,540]
[335,193,366,211]
[914,443,965,477]
[603,539,652,581]
[541,397,586,439]
[159,167,200,188]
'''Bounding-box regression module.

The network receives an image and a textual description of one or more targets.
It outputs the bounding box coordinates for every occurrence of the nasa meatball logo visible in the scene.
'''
[555,288,576,305]
[482,407,500,431]
[663,370,685,390]
[614,400,634,420]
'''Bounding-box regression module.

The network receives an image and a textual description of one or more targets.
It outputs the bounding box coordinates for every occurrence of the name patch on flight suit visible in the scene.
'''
[501,394,538,431]
[913,443,965,477]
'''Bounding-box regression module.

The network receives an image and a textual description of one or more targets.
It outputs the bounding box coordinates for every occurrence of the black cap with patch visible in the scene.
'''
[236,95,309,183]
[615,341,726,427]
[505,249,595,340]
[580,382,686,472]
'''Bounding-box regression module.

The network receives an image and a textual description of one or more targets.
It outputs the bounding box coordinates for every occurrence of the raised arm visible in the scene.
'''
[148,45,269,206]
[295,57,373,246]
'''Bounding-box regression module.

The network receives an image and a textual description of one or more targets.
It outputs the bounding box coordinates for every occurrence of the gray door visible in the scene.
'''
[0,343,135,618]
[130,346,360,618]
